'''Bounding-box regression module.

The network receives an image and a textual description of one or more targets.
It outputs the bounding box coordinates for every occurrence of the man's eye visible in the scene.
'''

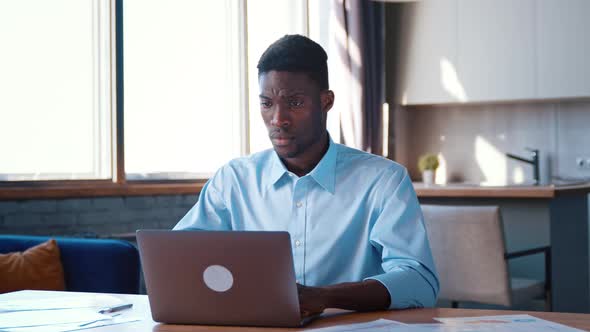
[289,100,304,107]
[260,101,272,108]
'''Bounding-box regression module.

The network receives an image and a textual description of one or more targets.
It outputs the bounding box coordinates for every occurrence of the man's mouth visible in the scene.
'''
[271,135,294,146]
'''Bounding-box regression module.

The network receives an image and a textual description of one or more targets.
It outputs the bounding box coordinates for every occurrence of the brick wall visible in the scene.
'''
[0,194,198,237]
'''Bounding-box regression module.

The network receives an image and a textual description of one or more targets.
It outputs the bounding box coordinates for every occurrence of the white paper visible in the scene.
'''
[407,323,531,332]
[304,315,585,332]
[1,316,142,332]
[0,294,125,313]
[433,315,584,332]
[435,314,546,324]
[0,308,110,329]
[305,319,407,332]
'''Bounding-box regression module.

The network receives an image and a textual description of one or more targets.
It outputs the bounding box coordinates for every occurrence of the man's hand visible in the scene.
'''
[296,280,391,319]
[297,283,327,318]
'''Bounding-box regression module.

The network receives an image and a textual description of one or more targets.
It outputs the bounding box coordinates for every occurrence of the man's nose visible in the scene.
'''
[270,105,291,128]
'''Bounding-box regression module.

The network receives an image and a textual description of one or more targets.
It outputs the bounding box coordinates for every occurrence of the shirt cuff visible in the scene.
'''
[365,267,437,309]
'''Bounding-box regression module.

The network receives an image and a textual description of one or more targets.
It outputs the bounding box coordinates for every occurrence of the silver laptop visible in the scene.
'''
[136,230,311,327]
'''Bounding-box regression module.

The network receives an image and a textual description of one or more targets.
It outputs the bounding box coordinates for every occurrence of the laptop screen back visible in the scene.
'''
[136,230,302,327]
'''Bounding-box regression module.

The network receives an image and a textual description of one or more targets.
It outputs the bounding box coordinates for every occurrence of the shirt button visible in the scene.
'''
[296,201,303,208]
[295,240,301,247]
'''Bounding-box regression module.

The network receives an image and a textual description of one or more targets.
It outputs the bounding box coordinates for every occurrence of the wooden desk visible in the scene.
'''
[6,292,587,331]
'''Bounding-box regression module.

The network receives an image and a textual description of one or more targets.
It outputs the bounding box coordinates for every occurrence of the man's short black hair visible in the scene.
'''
[257,34,329,90]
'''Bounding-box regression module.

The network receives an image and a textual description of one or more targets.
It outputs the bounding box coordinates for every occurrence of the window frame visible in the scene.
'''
[0,0,309,200]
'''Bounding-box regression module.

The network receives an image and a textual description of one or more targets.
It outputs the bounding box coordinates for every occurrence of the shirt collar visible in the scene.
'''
[308,136,337,194]
[266,136,337,194]
[267,150,289,189]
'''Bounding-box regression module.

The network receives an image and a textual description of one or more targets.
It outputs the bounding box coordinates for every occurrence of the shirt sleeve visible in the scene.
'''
[173,168,232,231]
[364,168,440,309]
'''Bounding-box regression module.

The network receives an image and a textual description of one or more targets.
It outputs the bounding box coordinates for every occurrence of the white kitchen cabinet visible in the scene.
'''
[456,0,536,102]
[396,0,590,105]
[536,0,590,99]
[398,0,458,105]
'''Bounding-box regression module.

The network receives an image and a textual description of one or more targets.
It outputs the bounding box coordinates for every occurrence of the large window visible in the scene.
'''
[124,0,308,178]
[0,0,321,191]
[124,0,244,180]
[0,0,112,181]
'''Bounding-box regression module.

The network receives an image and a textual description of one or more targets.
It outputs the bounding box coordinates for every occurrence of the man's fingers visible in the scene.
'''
[298,283,326,318]
[301,309,324,319]
[300,309,318,318]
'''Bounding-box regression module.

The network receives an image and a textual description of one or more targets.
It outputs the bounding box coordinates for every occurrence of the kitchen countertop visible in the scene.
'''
[413,182,590,198]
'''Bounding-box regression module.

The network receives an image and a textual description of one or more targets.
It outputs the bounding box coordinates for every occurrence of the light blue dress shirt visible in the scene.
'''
[174,138,439,309]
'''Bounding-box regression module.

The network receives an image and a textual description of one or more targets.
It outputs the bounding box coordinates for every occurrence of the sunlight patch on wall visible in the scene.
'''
[435,152,447,185]
[512,166,525,184]
[401,91,408,105]
[475,135,507,185]
[440,57,468,102]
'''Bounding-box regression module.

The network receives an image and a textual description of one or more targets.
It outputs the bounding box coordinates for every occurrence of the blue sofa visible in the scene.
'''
[0,235,140,294]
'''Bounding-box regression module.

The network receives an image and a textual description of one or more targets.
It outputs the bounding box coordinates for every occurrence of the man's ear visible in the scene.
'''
[321,90,335,113]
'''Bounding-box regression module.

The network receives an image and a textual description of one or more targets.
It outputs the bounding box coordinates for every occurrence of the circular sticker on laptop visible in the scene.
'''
[203,265,234,292]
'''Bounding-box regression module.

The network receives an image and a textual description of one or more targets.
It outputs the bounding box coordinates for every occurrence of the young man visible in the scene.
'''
[174,35,439,317]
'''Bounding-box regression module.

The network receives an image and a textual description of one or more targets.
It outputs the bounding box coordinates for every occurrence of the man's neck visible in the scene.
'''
[281,133,329,177]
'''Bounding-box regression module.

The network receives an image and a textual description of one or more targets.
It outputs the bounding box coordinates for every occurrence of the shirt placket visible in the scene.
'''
[291,176,309,285]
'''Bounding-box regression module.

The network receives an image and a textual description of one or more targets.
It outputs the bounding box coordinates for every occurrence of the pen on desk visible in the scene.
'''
[98,303,133,314]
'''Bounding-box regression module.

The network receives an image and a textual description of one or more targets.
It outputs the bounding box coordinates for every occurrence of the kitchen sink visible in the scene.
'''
[550,178,590,187]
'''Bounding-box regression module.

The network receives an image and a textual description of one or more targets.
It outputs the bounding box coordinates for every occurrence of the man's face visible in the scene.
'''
[259,70,333,159]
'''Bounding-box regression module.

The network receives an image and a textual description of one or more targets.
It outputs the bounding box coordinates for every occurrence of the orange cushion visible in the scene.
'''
[0,239,66,294]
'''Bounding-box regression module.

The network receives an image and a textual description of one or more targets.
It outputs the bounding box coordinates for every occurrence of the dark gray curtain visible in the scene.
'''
[332,0,385,154]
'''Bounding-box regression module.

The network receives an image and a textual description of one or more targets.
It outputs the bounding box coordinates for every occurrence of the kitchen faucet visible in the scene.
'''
[505,148,540,185]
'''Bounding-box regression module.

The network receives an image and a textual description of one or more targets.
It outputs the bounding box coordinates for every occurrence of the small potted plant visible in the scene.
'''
[418,153,439,185]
